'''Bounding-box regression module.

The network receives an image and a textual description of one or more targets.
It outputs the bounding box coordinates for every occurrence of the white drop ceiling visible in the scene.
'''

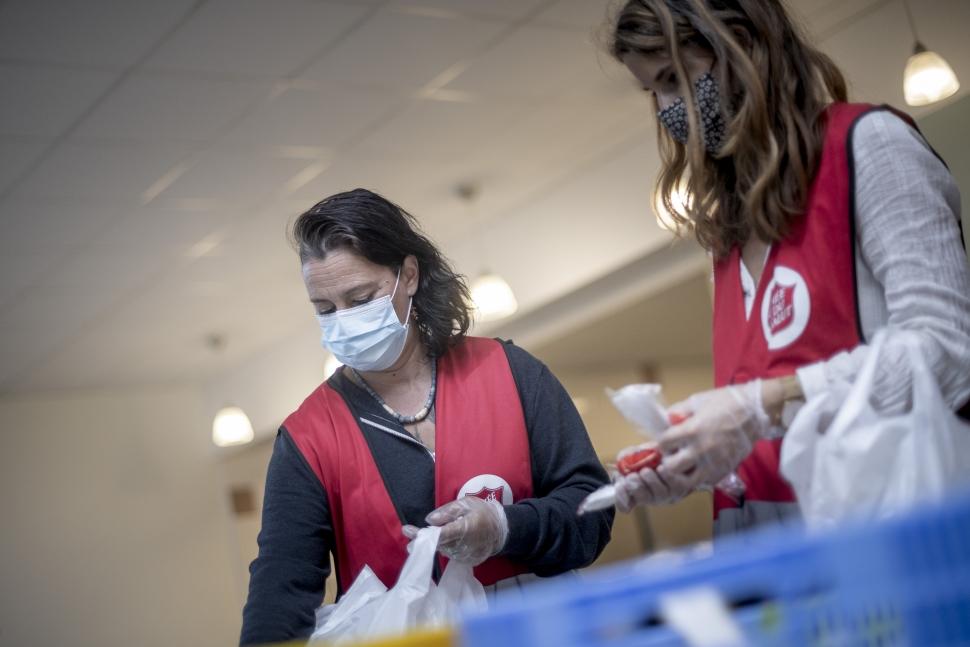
[0,0,967,393]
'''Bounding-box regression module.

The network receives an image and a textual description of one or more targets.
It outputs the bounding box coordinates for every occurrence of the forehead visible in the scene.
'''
[301,248,392,296]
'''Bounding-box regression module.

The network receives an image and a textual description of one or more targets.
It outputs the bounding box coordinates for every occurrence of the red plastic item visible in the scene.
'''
[615,412,690,476]
[617,447,662,475]
[668,412,689,425]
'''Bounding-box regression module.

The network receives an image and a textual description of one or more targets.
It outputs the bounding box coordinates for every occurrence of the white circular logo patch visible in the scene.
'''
[760,265,810,350]
[457,474,513,505]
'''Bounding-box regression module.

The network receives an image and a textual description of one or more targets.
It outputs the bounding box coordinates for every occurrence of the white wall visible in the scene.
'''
[0,386,241,647]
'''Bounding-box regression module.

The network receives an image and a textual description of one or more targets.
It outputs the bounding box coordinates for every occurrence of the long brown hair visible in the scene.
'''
[611,0,847,258]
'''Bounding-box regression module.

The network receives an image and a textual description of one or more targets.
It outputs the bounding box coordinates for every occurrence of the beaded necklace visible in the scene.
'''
[349,360,437,425]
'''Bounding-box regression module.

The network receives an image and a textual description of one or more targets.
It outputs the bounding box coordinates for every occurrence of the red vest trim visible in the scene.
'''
[711,103,916,519]
[284,336,533,591]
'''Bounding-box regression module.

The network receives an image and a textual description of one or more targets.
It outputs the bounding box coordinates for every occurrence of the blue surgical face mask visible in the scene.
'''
[316,269,412,372]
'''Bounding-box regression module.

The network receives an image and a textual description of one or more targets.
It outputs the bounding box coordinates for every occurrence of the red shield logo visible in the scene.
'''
[467,486,504,503]
[767,282,796,334]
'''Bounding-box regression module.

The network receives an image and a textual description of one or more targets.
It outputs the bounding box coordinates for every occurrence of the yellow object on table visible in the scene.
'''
[272,627,454,647]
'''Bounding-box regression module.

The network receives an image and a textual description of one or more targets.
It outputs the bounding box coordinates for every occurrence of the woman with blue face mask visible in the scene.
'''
[240,188,613,645]
[608,0,970,535]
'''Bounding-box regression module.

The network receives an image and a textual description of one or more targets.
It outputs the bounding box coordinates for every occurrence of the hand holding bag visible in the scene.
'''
[781,329,970,528]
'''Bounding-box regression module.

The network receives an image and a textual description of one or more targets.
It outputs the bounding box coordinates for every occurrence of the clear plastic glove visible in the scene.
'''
[613,463,694,512]
[402,496,508,566]
[656,380,770,491]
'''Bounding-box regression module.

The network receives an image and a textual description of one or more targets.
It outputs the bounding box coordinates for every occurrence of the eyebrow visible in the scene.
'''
[309,281,380,304]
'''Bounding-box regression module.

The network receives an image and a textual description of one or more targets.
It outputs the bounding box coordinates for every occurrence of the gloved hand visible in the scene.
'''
[402,496,508,566]
[656,379,770,491]
[613,460,694,512]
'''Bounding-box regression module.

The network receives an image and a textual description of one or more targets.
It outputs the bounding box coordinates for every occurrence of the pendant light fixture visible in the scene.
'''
[901,0,959,106]
[205,332,254,447]
[471,272,519,321]
[212,406,255,447]
[457,183,519,322]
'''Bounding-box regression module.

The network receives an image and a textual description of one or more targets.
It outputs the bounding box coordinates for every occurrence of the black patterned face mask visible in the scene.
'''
[657,72,726,153]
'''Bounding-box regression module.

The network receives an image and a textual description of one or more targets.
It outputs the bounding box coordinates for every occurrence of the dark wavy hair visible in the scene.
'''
[611,0,847,258]
[291,188,472,358]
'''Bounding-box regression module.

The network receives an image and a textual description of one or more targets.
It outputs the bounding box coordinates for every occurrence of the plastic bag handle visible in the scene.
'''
[828,329,890,432]
[901,331,949,416]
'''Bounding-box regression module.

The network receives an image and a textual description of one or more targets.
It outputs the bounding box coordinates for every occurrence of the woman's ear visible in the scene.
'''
[402,254,420,297]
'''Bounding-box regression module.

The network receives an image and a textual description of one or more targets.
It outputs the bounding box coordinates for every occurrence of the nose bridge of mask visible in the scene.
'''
[317,266,411,337]
[320,267,402,320]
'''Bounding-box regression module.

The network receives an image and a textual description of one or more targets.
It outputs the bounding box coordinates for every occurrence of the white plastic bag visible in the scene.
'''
[781,329,970,529]
[310,526,486,643]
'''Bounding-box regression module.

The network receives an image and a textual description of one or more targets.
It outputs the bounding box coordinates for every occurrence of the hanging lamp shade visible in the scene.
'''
[904,43,960,106]
[212,406,255,447]
[471,272,518,321]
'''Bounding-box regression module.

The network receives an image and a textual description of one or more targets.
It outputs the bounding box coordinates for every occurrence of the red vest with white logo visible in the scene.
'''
[711,103,916,525]
[284,336,533,591]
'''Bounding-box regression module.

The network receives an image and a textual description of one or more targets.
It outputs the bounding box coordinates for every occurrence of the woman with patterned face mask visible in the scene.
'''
[240,188,613,645]
[608,0,970,535]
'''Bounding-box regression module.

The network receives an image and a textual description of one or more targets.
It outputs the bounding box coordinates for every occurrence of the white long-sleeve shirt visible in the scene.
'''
[739,110,970,415]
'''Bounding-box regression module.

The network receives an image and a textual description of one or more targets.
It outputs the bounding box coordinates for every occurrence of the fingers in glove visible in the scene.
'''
[636,467,674,504]
[658,445,698,477]
[657,461,701,495]
[667,389,713,419]
[613,474,637,513]
[425,499,468,527]
[435,516,470,547]
[401,524,420,540]
[657,420,698,457]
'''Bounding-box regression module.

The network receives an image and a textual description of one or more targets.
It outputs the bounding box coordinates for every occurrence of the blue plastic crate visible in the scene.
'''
[460,490,970,647]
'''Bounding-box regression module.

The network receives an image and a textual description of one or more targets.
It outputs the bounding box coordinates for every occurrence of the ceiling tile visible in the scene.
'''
[93,206,238,259]
[42,244,172,293]
[0,342,40,391]
[351,97,524,166]
[219,83,395,150]
[442,25,607,100]
[0,0,197,68]
[11,327,135,392]
[0,198,128,252]
[300,8,507,92]
[531,0,614,30]
[463,137,664,309]
[151,152,311,208]
[146,0,368,77]
[75,73,270,144]
[390,0,546,21]
[11,140,194,205]
[0,137,51,195]
[0,284,121,341]
[0,245,73,309]
[0,64,118,138]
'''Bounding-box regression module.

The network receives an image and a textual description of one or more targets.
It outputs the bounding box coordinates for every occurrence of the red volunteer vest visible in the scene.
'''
[711,103,917,521]
[284,336,532,592]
